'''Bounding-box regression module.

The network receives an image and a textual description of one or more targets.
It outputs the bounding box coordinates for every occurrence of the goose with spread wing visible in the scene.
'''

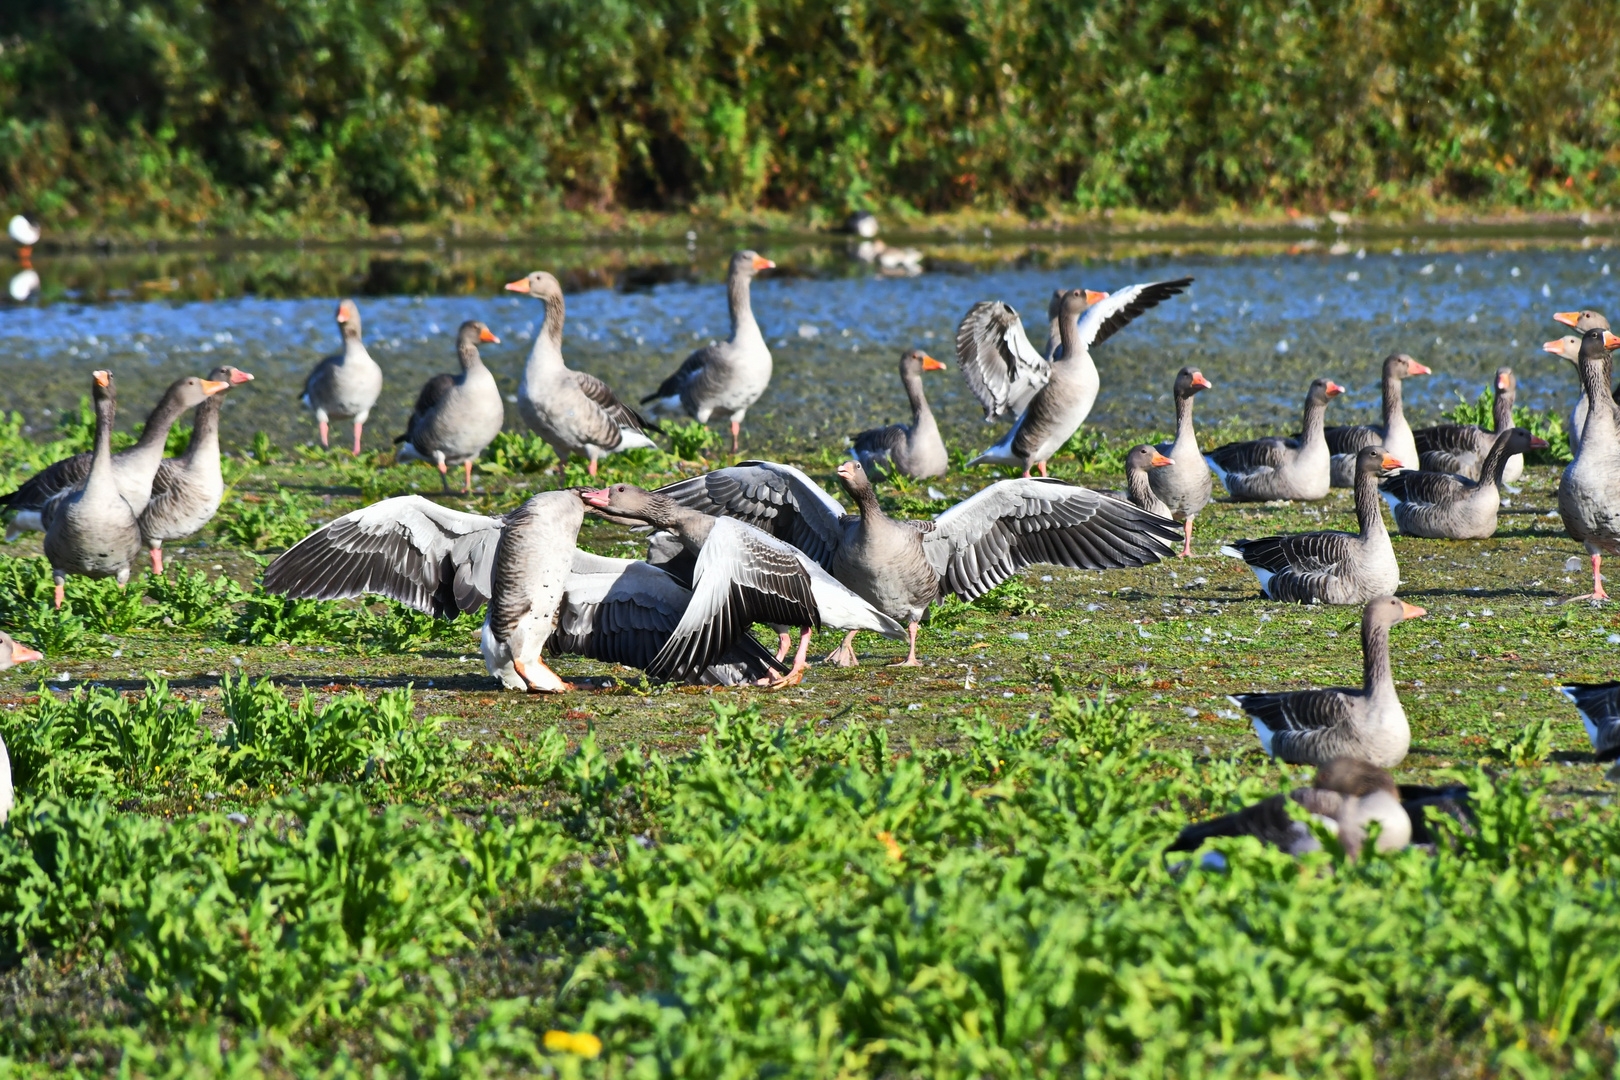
[1205,377,1343,502]
[954,287,1105,421]
[1380,427,1544,540]
[1321,353,1431,486]
[394,321,505,494]
[1414,367,1523,482]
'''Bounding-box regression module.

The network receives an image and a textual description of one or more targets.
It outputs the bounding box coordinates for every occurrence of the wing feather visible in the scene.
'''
[954,300,1049,419]
[652,461,847,568]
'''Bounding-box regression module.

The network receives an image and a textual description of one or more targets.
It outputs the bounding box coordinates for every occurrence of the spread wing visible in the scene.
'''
[954,300,1049,419]
[652,460,848,568]
[1074,277,1194,351]
[573,370,660,437]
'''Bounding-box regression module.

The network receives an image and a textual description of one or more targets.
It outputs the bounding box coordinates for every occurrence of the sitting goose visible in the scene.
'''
[1105,445,1174,516]
[1321,353,1431,486]
[1558,681,1620,768]
[1557,327,1620,600]
[395,321,505,494]
[1380,428,1545,540]
[1149,367,1215,556]
[643,250,775,452]
[1413,367,1523,482]
[1204,378,1343,501]
[301,299,382,455]
[1222,445,1400,604]
[43,371,144,607]
[849,349,949,480]
[506,271,659,477]
[141,365,254,574]
[1233,595,1424,768]
[0,631,43,826]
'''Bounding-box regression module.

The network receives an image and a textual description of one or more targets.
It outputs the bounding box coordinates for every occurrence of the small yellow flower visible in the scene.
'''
[545,1030,602,1059]
[877,830,903,861]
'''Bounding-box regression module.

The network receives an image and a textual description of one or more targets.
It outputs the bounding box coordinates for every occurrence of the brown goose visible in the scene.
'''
[849,348,949,480]
[1322,353,1431,486]
[643,250,775,452]
[1204,378,1343,502]
[301,299,382,455]
[506,271,659,477]
[1559,681,1620,766]
[1233,595,1424,768]
[1149,367,1215,556]
[43,370,144,607]
[1106,445,1174,516]
[1379,428,1544,540]
[1556,327,1620,600]
[1222,445,1400,604]
[1413,367,1522,483]
[141,365,254,574]
[394,321,505,494]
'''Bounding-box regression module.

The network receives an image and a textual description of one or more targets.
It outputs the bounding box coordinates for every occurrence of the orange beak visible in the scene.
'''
[1554,311,1581,328]
[1605,330,1620,350]
[581,488,611,508]
[1398,600,1426,620]
[336,305,350,324]
[230,369,255,384]
[1190,371,1212,389]
[8,642,42,664]
[479,327,500,344]
[1150,451,1174,467]
[1530,436,1549,449]
[1543,339,1567,354]
[921,353,947,371]
[200,379,230,396]
[504,278,531,293]
[1496,372,1511,391]
[1084,289,1109,304]
[1380,453,1402,470]
[1407,361,1432,375]
[752,255,776,271]
[1325,381,1345,397]
[93,370,110,388]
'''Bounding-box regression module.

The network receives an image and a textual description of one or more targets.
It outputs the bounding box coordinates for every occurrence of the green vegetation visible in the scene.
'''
[1444,387,1574,466]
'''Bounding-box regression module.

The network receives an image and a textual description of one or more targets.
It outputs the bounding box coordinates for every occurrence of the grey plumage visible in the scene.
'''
[849,348,948,479]
[1381,427,1541,540]
[1205,378,1343,502]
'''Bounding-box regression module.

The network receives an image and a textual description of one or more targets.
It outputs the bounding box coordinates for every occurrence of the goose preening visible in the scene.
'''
[963,279,1194,476]
[642,250,775,452]
[1106,445,1174,516]
[1233,595,1423,768]
[302,299,383,455]
[649,458,1180,666]
[505,271,659,476]
[394,320,505,493]
[3,374,231,536]
[1221,445,1400,604]
[1556,327,1620,601]
[1413,367,1523,483]
[1379,428,1544,540]
[142,365,255,573]
[1321,354,1431,485]
[1150,367,1214,556]
[0,631,43,827]
[43,371,144,607]
[1205,378,1344,502]
[848,349,948,480]
[1558,681,1620,767]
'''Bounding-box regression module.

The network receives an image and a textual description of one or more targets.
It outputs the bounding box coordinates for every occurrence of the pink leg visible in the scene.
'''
[1022,466,1032,478]
[825,629,860,667]
[776,631,793,661]
[352,422,364,456]
[150,547,164,575]
[1182,519,1194,559]
[730,420,741,453]
[888,622,922,667]
[767,628,813,687]
[1597,554,1608,600]
[53,581,64,609]
[463,461,474,493]
[587,458,598,477]
[318,419,330,447]
[1036,461,1049,478]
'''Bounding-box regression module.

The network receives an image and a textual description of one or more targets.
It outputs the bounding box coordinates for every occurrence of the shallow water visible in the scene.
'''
[2,232,1616,455]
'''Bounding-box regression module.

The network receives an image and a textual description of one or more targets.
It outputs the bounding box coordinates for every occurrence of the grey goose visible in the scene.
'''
[1105,444,1174,517]
[1321,353,1431,485]
[1556,327,1620,601]
[1149,366,1215,556]
[1379,427,1545,540]
[849,348,949,480]
[394,320,505,494]
[301,298,382,455]
[141,365,254,574]
[1559,681,1620,768]
[1413,367,1523,483]
[1204,378,1343,502]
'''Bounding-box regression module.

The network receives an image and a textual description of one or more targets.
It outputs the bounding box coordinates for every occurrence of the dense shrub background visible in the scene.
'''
[3,0,1619,232]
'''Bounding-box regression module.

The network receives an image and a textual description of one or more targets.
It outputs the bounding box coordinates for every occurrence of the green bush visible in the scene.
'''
[1443,390,1573,466]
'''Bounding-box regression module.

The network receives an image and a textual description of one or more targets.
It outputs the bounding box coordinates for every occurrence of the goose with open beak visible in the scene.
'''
[1205,378,1343,501]
[394,320,505,493]
[849,348,949,479]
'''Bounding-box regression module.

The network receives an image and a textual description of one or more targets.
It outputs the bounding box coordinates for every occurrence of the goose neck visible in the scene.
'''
[1126,466,1158,509]
[1173,390,1198,443]
[1300,395,1329,446]
[1579,352,1618,446]
[134,390,192,451]
[1353,464,1388,536]
[1381,372,1405,427]
[1491,382,1514,433]
[901,366,932,424]
[1479,431,1515,486]
[728,272,760,340]
[526,293,567,372]
[1361,619,1395,697]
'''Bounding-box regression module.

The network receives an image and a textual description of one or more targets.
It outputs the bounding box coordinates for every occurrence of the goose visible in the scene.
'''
[505,271,659,476]
[1222,445,1400,604]
[965,280,1193,475]
[1106,445,1174,516]
[1413,367,1523,482]
[8,215,38,263]
[642,250,775,452]
[1149,367,1215,556]
[1233,595,1424,768]
[579,483,903,685]
[1558,681,1620,768]
[1205,378,1344,502]
[43,371,144,607]
[394,320,505,493]
[1379,428,1544,540]
[140,365,254,574]
[1321,353,1431,485]
[846,211,879,238]
[1556,327,1620,600]
[1545,322,1620,448]
[302,299,383,455]
[849,349,949,479]
[2,374,231,535]
[649,459,1179,666]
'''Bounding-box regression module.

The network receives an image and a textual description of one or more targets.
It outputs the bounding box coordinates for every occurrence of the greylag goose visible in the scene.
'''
[301,299,382,455]
[1557,327,1620,600]
[1150,367,1215,556]
[1106,445,1174,516]
[394,320,505,494]
[642,250,775,452]
[43,370,144,607]
[1222,445,1400,604]
[1205,378,1344,502]
[1559,681,1620,766]
[1380,428,1544,540]
[1546,317,1620,448]
[1233,595,1424,768]
[1413,368,1522,482]
[965,280,1194,475]
[651,458,1179,666]
[141,365,254,573]
[1321,353,1431,486]
[849,349,949,480]
[579,483,903,685]
[506,271,659,476]
[3,374,230,535]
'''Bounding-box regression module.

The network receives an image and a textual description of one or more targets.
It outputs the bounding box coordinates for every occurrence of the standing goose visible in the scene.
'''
[1222,445,1401,604]
[1413,368,1523,482]
[1379,428,1545,540]
[967,280,1194,475]
[141,365,254,574]
[1546,317,1620,448]
[43,370,144,607]
[849,348,949,480]
[1234,595,1425,769]
[1205,378,1344,502]
[1556,327,1620,600]
[1106,445,1174,516]
[1322,353,1432,486]
[1558,681,1620,768]
[642,250,775,452]
[302,299,382,455]
[0,630,45,827]
[394,320,505,494]
[1149,366,1215,556]
[505,271,659,477]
